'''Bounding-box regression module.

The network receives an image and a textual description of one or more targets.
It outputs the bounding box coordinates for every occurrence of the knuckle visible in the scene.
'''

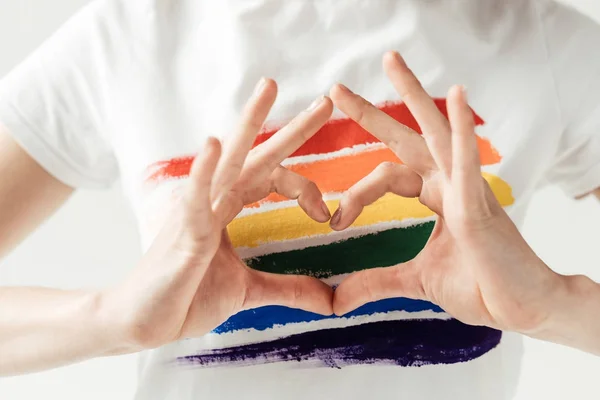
[302,180,320,195]
[372,162,397,191]
[457,208,497,233]
[354,98,373,125]
[354,108,366,126]
[425,129,450,146]
[302,127,315,142]
[343,187,360,205]
[262,158,279,176]
[279,118,301,138]
[246,115,265,133]
[398,86,418,104]
[376,161,398,176]
[248,157,276,180]
[293,122,317,142]
[228,159,245,173]
[281,116,314,143]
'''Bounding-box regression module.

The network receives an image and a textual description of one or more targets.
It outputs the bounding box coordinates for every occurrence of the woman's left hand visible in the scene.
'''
[329,51,564,335]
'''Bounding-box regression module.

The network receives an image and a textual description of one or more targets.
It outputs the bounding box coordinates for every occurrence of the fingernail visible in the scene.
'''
[330,208,342,227]
[337,83,353,94]
[206,136,220,147]
[253,77,266,97]
[306,95,325,111]
[460,85,468,101]
[321,202,331,219]
[392,51,407,67]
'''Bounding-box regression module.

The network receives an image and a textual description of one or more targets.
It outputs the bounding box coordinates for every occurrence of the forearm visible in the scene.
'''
[528,273,600,355]
[0,287,129,376]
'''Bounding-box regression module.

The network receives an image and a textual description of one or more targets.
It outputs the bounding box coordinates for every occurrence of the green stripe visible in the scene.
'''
[245,222,434,279]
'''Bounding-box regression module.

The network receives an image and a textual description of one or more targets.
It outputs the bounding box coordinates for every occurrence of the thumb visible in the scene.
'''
[243,270,334,316]
[333,260,427,316]
[330,162,422,231]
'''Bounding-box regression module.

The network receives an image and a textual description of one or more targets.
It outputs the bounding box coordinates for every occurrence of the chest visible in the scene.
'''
[105,1,562,248]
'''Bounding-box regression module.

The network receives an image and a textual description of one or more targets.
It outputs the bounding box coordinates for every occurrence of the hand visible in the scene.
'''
[210,79,333,225]
[101,79,334,350]
[329,52,563,335]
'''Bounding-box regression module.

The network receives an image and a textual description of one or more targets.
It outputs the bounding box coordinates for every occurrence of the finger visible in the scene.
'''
[447,85,495,219]
[211,78,278,206]
[333,261,426,316]
[186,137,223,215]
[447,86,481,187]
[270,166,331,223]
[383,51,453,176]
[330,162,422,230]
[243,95,333,183]
[245,269,334,316]
[329,83,436,176]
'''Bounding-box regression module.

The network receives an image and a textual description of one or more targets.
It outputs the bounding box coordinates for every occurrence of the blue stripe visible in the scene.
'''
[213,298,443,334]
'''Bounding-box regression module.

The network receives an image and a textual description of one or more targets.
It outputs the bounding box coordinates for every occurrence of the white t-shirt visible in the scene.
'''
[1,0,600,399]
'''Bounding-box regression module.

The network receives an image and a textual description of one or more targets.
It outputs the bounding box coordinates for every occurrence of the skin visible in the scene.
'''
[0,52,599,376]
[329,51,600,355]
[0,79,335,375]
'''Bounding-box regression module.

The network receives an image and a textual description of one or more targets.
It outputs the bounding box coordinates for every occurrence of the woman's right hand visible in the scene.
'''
[99,79,335,351]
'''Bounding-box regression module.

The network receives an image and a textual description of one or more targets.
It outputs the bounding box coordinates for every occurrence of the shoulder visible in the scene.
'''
[532,0,600,121]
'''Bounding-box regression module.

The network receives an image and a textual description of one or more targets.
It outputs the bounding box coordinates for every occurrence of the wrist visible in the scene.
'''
[94,240,212,353]
[92,289,147,356]
[526,273,600,353]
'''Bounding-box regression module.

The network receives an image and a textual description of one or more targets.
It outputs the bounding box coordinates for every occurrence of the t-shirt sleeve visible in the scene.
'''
[538,0,600,198]
[0,1,118,189]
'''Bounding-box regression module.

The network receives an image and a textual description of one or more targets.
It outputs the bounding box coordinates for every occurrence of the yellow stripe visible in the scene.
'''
[229,173,514,248]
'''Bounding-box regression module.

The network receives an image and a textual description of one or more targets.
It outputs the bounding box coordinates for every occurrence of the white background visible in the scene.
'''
[0,0,600,399]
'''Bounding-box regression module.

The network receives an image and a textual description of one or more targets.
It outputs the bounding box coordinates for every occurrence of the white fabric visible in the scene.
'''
[1,0,600,399]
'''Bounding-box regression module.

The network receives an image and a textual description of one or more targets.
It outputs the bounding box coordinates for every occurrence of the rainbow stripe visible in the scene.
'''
[178,319,501,368]
[215,298,444,334]
[144,100,500,186]
[145,100,511,368]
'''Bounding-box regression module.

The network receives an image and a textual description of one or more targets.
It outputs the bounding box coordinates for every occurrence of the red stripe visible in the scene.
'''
[145,99,488,182]
[252,99,484,157]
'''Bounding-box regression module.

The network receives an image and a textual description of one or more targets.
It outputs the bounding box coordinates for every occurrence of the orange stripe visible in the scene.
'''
[249,134,499,207]
[249,148,398,207]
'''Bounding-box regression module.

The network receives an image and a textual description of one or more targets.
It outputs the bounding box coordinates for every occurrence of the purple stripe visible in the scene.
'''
[177,319,502,369]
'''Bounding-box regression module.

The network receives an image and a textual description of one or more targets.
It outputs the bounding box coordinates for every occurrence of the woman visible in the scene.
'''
[0,0,599,399]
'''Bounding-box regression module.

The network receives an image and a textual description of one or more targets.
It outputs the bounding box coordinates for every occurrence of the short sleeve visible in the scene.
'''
[537,0,600,198]
[0,1,118,189]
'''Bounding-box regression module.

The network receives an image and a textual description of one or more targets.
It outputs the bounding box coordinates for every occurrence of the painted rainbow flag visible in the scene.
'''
[144,100,513,368]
